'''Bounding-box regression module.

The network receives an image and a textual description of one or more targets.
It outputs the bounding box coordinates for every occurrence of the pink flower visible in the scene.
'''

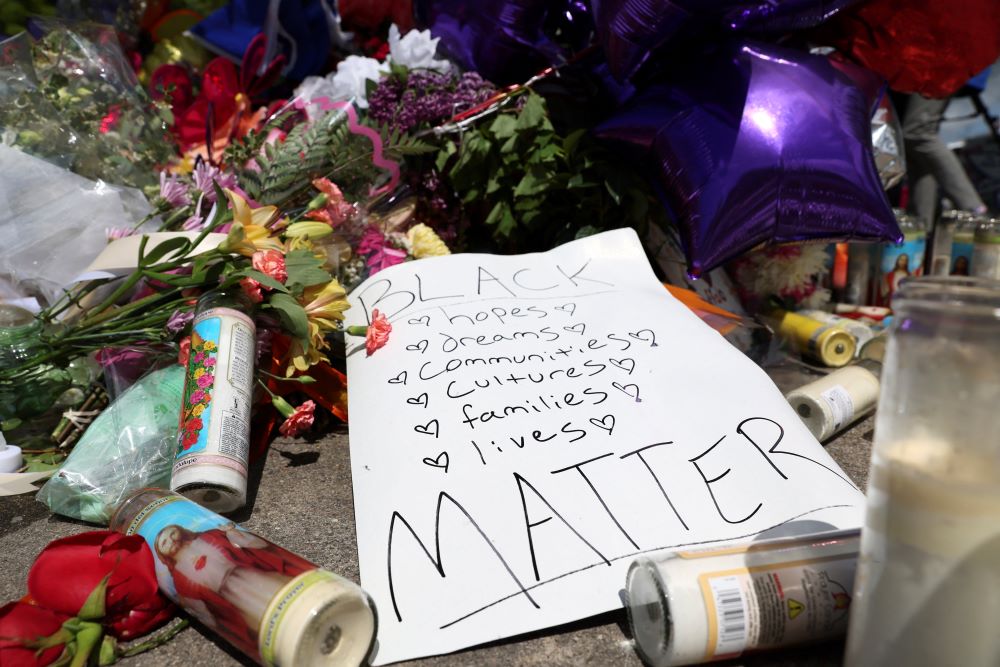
[252,249,288,284]
[366,308,392,356]
[358,225,406,275]
[105,227,135,241]
[240,277,264,303]
[182,214,204,231]
[192,161,238,202]
[367,246,407,274]
[279,400,316,437]
[203,357,216,368]
[196,374,214,389]
[158,171,191,208]
[306,178,356,226]
[193,352,205,363]
[189,389,206,405]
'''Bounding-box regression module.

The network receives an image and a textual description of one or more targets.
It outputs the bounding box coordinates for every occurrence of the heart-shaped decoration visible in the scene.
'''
[406,340,429,354]
[563,322,586,335]
[610,357,635,375]
[388,371,408,385]
[422,451,449,472]
[612,381,642,402]
[555,303,577,317]
[408,315,431,327]
[406,392,429,408]
[414,419,440,438]
[589,414,616,434]
[628,329,659,347]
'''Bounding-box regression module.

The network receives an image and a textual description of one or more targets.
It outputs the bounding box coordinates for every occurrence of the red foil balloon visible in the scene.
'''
[823,0,1000,99]
[595,41,900,276]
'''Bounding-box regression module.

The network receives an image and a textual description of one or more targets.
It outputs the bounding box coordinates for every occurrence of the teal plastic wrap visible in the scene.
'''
[37,364,184,524]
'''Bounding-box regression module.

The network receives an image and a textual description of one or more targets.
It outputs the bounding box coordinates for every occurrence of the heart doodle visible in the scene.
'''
[612,381,642,402]
[609,358,635,375]
[414,419,440,438]
[563,322,586,335]
[628,329,658,347]
[555,303,577,317]
[407,315,431,327]
[422,451,449,472]
[406,393,429,408]
[388,371,408,385]
[406,340,429,354]
[589,414,616,434]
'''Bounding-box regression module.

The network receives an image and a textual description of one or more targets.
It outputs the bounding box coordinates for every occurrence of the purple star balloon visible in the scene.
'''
[592,0,860,81]
[595,40,900,277]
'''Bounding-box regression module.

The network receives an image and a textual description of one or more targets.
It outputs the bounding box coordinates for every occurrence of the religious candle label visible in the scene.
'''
[345,229,864,664]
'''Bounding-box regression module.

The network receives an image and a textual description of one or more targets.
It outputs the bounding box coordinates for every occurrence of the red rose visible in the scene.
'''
[27,532,174,640]
[0,602,69,667]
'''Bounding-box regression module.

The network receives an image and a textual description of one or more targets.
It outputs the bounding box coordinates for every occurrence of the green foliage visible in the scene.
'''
[283,249,333,295]
[437,91,659,252]
[266,293,310,344]
[227,108,434,210]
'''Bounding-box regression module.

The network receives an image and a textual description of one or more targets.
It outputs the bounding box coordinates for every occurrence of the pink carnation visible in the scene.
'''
[240,277,264,304]
[252,249,288,284]
[279,400,316,437]
[366,309,392,356]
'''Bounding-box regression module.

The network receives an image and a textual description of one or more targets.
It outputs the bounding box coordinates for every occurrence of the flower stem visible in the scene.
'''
[120,619,190,658]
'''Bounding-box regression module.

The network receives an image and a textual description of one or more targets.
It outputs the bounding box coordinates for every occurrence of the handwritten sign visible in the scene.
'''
[345,229,863,664]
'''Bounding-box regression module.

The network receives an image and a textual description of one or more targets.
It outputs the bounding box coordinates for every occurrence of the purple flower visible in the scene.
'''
[105,227,135,242]
[367,70,497,133]
[159,171,192,208]
[193,162,238,202]
[182,214,204,231]
[166,310,194,334]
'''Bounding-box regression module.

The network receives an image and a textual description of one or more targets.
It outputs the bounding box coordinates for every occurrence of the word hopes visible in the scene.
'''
[345,229,864,665]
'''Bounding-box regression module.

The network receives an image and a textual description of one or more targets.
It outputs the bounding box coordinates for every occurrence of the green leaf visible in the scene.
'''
[140,237,191,266]
[604,179,623,205]
[435,140,457,172]
[563,128,587,156]
[515,92,546,131]
[489,114,517,139]
[23,450,64,472]
[513,167,550,197]
[266,293,310,343]
[79,574,111,619]
[235,269,289,293]
[284,249,332,291]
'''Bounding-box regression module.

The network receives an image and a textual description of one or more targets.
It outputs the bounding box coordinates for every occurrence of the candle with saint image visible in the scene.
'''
[111,489,376,667]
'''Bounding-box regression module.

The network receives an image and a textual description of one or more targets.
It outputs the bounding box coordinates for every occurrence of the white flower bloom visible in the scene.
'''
[293,55,388,110]
[388,24,452,74]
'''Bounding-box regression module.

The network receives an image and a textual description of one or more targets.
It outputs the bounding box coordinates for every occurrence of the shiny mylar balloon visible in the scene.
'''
[595,41,900,277]
[591,0,860,81]
[416,0,593,84]
[821,0,1000,99]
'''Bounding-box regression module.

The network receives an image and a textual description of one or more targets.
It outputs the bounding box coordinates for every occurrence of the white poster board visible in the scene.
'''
[345,229,864,664]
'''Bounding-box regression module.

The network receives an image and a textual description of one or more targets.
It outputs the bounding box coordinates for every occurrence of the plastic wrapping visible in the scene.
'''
[0,20,173,189]
[0,144,153,307]
[37,364,185,524]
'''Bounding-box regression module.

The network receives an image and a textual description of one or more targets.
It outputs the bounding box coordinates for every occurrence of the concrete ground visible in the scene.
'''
[0,366,874,667]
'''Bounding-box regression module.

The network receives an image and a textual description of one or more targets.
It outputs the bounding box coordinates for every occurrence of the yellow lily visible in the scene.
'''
[223,189,283,256]
[285,221,334,241]
[285,280,351,375]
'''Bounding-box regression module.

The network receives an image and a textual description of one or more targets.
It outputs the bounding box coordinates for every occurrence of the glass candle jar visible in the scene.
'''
[845,277,1000,666]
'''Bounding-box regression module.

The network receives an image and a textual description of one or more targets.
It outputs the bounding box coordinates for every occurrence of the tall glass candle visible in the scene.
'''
[845,277,1000,666]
